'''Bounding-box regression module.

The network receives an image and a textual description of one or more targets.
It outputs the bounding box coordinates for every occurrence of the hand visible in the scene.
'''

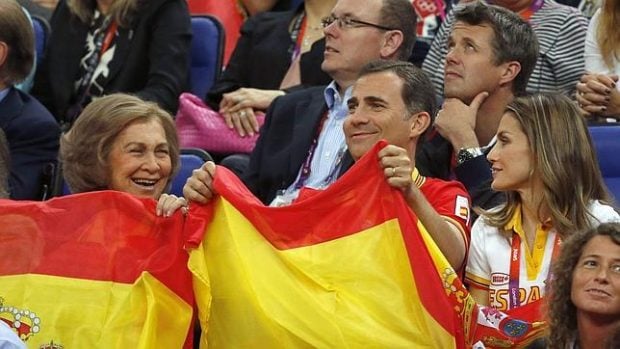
[576,73,618,117]
[435,91,488,149]
[32,0,59,9]
[183,161,217,204]
[378,145,414,192]
[220,88,285,114]
[156,194,188,217]
[222,107,259,137]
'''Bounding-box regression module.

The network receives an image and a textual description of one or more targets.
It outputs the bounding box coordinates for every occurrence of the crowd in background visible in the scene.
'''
[1,0,620,348]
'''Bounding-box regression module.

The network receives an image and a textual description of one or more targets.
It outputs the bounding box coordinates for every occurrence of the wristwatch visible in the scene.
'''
[456,147,484,166]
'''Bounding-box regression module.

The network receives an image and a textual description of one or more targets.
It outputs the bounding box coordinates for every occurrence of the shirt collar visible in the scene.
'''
[504,204,553,234]
[324,81,353,111]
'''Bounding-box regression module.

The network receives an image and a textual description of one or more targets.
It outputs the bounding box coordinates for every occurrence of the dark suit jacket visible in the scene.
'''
[416,131,504,212]
[242,86,353,204]
[32,0,191,122]
[0,88,60,200]
[206,8,331,109]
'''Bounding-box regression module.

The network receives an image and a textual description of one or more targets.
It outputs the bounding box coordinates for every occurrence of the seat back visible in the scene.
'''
[31,15,50,66]
[190,15,225,99]
[169,148,214,196]
[290,0,304,9]
[589,126,620,202]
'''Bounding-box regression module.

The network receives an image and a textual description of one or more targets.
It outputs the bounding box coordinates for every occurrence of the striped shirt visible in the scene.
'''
[422,0,588,97]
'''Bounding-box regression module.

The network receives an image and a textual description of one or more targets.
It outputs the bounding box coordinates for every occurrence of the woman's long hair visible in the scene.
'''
[596,0,620,70]
[479,94,611,238]
[67,0,140,27]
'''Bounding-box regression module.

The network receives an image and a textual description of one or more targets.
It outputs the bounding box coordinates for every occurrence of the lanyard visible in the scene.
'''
[289,12,305,62]
[518,0,544,21]
[101,20,118,55]
[293,112,328,190]
[508,230,561,309]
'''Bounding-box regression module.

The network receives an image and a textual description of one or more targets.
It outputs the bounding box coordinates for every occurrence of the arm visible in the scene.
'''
[134,0,192,113]
[378,145,467,270]
[469,287,489,306]
[546,9,588,97]
[584,10,610,74]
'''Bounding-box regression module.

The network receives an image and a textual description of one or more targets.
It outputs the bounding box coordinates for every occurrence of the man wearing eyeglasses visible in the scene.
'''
[179,0,417,207]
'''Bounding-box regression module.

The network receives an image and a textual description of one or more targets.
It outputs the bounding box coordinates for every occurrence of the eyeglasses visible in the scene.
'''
[321,15,395,31]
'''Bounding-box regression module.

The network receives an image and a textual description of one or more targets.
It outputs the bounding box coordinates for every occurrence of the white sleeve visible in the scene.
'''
[584,10,611,74]
[590,201,620,224]
[465,217,491,287]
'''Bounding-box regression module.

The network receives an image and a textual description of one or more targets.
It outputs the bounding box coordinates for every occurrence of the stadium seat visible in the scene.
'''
[589,126,620,202]
[190,15,225,99]
[31,15,50,66]
[169,148,214,196]
[291,0,304,9]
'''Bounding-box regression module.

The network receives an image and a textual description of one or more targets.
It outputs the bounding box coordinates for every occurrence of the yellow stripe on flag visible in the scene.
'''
[190,197,456,348]
[0,272,191,348]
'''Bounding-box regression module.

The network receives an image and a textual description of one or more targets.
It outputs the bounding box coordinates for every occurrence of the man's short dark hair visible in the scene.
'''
[359,60,437,139]
[379,0,417,61]
[454,1,538,95]
[0,0,35,86]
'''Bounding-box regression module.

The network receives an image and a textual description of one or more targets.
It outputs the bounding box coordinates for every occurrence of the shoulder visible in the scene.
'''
[536,0,587,24]
[274,86,326,106]
[588,200,620,224]
[15,90,57,125]
[241,9,294,32]
[421,177,468,201]
[472,214,501,237]
[138,0,189,19]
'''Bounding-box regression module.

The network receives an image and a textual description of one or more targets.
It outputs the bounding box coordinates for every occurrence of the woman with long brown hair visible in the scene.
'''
[465,94,619,310]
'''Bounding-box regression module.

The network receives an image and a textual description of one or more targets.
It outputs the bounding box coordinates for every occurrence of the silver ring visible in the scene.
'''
[239,111,246,118]
[389,167,395,176]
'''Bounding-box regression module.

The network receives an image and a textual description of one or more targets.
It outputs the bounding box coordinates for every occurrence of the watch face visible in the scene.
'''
[457,148,480,166]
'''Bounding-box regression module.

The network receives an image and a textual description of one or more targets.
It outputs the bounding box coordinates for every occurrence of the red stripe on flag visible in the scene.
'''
[0,192,194,306]
[210,141,402,249]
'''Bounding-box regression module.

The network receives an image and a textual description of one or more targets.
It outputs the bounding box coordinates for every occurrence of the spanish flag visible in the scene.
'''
[187,142,546,348]
[0,192,196,348]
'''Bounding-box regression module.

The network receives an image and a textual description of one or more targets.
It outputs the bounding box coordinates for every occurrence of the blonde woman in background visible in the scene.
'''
[577,0,620,121]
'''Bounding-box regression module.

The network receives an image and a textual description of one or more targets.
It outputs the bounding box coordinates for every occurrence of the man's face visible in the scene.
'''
[321,0,388,86]
[443,22,505,103]
[344,71,414,161]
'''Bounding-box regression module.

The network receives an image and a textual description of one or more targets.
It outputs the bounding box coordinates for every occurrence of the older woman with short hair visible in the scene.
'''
[60,93,179,199]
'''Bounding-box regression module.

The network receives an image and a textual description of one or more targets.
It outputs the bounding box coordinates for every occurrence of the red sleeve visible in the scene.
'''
[419,178,472,251]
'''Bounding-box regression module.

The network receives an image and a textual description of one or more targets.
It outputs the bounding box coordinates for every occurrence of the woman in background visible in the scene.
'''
[466,94,619,311]
[547,222,620,349]
[33,0,191,127]
[576,0,620,121]
[206,0,334,138]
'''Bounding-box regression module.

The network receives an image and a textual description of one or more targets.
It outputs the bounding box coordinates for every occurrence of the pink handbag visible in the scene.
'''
[176,92,265,154]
